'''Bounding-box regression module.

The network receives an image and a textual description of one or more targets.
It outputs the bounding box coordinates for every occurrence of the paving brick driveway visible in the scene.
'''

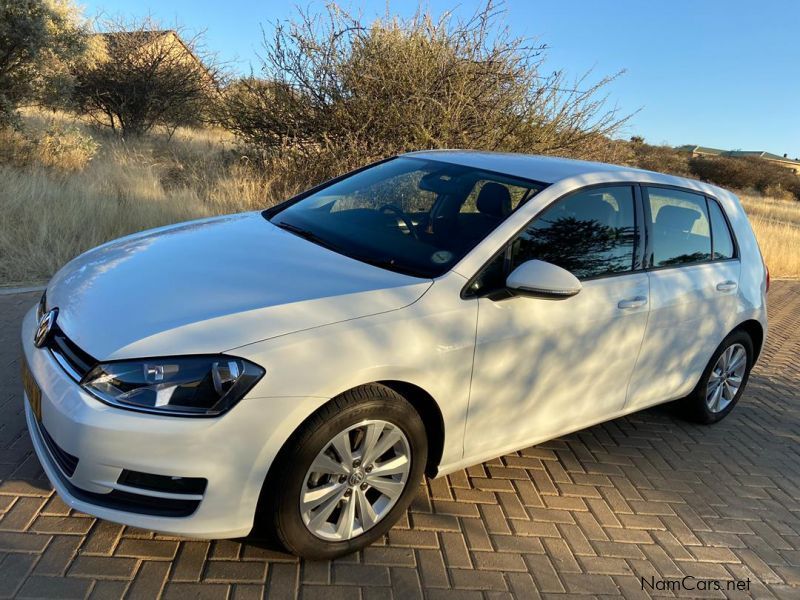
[1,282,799,599]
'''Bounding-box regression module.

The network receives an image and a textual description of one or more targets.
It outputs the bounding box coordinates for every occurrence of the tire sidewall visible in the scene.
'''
[273,396,427,559]
[693,330,754,423]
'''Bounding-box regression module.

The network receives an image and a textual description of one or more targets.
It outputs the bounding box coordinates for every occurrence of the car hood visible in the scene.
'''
[46,212,432,360]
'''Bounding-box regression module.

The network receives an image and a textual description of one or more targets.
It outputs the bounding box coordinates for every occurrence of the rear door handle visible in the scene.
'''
[618,296,648,309]
[716,280,738,292]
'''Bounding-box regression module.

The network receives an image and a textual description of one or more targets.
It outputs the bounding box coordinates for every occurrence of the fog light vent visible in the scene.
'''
[117,470,207,495]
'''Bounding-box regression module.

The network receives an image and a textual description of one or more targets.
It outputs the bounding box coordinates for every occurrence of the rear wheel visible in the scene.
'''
[265,385,427,559]
[679,330,753,424]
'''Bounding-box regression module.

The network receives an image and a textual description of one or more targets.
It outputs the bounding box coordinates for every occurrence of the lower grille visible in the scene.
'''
[39,424,79,477]
[32,420,200,518]
[98,489,200,517]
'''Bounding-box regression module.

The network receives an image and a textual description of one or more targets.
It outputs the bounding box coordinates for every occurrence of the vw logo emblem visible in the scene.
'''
[348,471,365,487]
[34,308,58,348]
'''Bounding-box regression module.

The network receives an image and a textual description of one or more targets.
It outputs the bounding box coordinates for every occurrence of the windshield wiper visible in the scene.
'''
[273,221,342,253]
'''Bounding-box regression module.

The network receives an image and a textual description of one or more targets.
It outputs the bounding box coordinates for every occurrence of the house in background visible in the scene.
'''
[677,145,800,175]
[90,30,217,89]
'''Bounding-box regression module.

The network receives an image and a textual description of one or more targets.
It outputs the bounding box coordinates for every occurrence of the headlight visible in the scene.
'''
[81,356,264,417]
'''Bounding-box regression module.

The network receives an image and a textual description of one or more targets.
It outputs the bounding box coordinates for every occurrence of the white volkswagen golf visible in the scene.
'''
[21,151,768,558]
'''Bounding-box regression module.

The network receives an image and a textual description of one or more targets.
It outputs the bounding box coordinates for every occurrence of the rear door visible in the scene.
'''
[626,187,741,410]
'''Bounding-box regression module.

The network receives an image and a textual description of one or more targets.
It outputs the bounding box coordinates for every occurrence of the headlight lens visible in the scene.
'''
[81,356,264,417]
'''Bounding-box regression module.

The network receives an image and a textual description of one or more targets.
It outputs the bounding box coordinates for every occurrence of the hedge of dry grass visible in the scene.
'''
[1,114,799,284]
[739,195,800,279]
[0,114,294,284]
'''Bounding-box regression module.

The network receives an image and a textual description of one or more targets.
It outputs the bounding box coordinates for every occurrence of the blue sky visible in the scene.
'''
[81,0,800,157]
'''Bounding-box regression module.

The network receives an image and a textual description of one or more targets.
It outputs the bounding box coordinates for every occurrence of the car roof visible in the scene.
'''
[404,149,711,190]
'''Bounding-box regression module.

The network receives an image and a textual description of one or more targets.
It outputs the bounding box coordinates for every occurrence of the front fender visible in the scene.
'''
[233,273,477,472]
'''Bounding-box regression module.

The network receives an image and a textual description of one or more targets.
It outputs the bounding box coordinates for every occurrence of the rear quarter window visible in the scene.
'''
[707,199,736,260]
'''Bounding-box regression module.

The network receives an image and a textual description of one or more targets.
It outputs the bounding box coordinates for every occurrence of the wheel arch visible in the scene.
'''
[376,380,445,478]
[733,319,764,362]
[253,380,446,535]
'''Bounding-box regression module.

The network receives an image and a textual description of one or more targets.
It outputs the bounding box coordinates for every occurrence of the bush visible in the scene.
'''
[689,155,800,200]
[222,2,628,182]
[34,123,99,171]
[73,18,221,136]
[763,184,796,202]
[0,0,90,126]
[629,141,691,177]
[0,127,35,167]
[0,118,98,173]
[620,139,800,201]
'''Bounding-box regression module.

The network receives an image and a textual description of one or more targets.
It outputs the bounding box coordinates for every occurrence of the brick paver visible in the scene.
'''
[1,282,799,599]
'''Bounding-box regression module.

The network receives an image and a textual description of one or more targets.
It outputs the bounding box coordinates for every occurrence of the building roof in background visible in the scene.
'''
[676,145,726,155]
[727,150,800,163]
[89,30,215,87]
[677,145,800,164]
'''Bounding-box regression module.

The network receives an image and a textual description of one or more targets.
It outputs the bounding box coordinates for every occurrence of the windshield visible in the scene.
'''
[267,157,547,278]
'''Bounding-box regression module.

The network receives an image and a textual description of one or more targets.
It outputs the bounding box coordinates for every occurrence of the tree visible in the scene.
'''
[73,18,221,136]
[0,0,90,126]
[222,2,629,180]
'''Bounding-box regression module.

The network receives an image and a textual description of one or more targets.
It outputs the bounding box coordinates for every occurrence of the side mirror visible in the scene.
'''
[506,260,581,299]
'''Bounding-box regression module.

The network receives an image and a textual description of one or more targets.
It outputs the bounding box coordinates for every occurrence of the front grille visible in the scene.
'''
[46,324,96,381]
[39,423,79,477]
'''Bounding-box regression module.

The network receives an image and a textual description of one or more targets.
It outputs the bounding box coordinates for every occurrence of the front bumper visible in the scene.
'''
[20,305,322,539]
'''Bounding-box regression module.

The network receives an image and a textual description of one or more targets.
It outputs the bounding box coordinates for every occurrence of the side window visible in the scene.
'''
[707,199,736,260]
[646,187,711,267]
[509,186,638,280]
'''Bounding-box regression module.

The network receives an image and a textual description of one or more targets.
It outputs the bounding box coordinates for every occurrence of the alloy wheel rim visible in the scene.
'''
[706,343,747,413]
[300,420,411,541]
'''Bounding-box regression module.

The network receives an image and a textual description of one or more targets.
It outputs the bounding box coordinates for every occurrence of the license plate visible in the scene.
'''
[20,356,42,422]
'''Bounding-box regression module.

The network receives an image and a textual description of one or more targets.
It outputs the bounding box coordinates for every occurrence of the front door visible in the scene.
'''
[464,185,650,459]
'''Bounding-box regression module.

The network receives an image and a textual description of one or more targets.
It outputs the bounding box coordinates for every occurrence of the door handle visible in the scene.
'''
[618,296,648,309]
[716,280,738,292]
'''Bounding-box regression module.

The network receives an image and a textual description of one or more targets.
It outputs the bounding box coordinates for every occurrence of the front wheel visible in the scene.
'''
[267,385,427,559]
[679,330,754,424]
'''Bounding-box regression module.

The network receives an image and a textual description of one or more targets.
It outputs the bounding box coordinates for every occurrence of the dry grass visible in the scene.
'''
[740,194,800,278]
[1,111,799,284]
[0,113,292,284]
[740,194,800,227]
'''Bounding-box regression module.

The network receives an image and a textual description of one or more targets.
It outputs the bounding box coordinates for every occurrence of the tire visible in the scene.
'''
[263,384,427,559]
[678,330,754,424]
